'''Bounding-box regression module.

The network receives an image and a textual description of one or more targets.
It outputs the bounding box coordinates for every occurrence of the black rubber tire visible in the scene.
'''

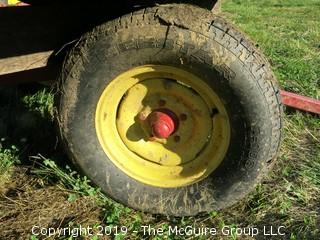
[57,4,282,216]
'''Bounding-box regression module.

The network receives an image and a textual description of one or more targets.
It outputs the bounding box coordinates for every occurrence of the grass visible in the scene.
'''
[0,143,19,175]
[222,0,320,98]
[22,88,54,119]
[0,0,319,239]
[0,142,20,191]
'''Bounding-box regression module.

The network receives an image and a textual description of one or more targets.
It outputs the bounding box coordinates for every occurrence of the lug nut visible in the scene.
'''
[174,135,180,142]
[180,113,187,121]
[158,99,166,106]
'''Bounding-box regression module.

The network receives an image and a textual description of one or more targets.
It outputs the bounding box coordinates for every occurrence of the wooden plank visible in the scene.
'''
[0,51,53,75]
[0,1,217,81]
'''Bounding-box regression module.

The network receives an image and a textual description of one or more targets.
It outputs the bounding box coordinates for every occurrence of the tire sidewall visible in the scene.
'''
[60,23,274,216]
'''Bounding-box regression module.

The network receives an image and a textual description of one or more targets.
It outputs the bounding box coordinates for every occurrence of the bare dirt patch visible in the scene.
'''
[0,167,102,240]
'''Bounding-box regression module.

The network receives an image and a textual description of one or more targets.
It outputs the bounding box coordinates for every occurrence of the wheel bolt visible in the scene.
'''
[174,135,180,142]
[180,113,187,121]
[158,99,166,106]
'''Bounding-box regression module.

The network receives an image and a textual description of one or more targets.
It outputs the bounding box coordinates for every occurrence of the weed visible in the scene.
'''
[30,235,39,240]
[0,142,20,175]
[32,155,122,206]
[22,88,54,119]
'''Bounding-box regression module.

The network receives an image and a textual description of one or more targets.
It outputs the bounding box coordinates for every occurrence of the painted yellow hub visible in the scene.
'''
[95,65,230,187]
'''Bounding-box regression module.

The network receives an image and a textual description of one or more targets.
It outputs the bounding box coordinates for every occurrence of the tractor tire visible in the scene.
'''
[57,4,282,216]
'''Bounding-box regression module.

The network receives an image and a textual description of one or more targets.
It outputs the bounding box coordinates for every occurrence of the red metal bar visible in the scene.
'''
[281,90,320,114]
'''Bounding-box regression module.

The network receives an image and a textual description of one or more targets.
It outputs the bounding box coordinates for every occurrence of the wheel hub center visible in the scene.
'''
[116,77,215,166]
[147,109,179,139]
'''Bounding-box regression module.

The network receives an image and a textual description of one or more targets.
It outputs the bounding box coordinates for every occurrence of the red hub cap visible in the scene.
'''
[147,109,179,139]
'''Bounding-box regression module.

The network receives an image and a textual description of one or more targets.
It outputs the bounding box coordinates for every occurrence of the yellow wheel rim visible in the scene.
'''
[95,65,230,188]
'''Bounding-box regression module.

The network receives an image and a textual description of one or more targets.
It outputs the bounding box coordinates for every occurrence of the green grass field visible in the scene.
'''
[0,0,319,239]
